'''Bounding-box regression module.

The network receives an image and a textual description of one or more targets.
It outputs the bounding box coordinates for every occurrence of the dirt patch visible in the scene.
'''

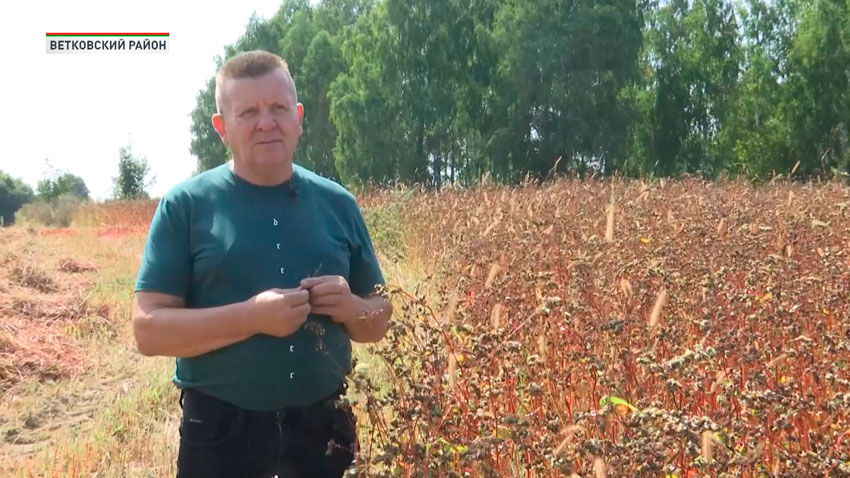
[2,383,113,452]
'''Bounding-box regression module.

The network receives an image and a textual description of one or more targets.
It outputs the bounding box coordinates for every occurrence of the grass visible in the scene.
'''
[0,226,178,477]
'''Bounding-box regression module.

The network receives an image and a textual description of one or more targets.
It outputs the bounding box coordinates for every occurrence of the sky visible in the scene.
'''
[0,0,297,200]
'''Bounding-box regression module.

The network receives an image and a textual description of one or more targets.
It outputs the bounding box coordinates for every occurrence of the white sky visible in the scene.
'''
[0,0,299,200]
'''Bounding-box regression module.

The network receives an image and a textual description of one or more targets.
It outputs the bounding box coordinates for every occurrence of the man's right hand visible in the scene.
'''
[245,288,311,337]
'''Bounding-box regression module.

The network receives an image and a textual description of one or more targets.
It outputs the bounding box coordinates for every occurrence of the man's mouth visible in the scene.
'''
[256,140,282,145]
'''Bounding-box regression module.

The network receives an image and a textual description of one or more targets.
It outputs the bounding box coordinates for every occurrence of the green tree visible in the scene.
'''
[640,0,742,177]
[0,172,35,226]
[37,170,89,202]
[190,77,229,173]
[330,2,410,185]
[724,0,797,178]
[186,0,850,184]
[113,145,154,199]
[299,30,345,179]
[490,0,644,178]
[285,0,374,180]
[783,0,850,177]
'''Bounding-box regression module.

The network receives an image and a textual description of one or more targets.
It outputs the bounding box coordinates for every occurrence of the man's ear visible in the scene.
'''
[297,103,304,123]
[211,114,226,141]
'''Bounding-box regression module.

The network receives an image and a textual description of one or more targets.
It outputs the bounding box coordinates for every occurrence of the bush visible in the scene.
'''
[15,194,85,227]
[361,191,410,263]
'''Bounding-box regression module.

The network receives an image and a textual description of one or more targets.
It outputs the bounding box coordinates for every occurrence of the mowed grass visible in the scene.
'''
[0,226,180,478]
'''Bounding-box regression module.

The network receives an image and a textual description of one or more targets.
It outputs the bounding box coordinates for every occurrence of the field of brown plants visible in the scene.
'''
[355,176,850,477]
[0,175,848,477]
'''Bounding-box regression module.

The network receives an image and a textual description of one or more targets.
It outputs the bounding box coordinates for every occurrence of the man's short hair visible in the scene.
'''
[215,50,296,114]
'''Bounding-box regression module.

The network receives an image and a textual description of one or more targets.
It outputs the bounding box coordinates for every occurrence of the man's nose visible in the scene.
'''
[256,110,278,131]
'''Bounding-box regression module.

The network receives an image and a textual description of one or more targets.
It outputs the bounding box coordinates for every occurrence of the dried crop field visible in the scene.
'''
[355,176,850,478]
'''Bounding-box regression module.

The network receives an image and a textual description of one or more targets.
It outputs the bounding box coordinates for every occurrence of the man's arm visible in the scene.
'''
[133,291,253,358]
[133,288,310,358]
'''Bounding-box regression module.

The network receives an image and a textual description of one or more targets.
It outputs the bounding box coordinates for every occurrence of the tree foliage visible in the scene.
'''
[0,172,35,226]
[113,145,155,199]
[189,0,850,186]
[37,169,90,202]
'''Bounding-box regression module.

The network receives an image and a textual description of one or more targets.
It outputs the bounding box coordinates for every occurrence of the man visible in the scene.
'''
[132,50,392,478]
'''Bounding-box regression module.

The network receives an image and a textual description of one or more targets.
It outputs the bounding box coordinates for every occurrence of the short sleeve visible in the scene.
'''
[135,195,192,299]
[348,202,386,297]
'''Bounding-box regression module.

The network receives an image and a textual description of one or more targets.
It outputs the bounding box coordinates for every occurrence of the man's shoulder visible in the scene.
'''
[295,164,357,205]
[161,163,231,204]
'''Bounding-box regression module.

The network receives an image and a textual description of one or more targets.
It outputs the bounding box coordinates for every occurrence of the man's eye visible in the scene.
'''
[240,109,257,117]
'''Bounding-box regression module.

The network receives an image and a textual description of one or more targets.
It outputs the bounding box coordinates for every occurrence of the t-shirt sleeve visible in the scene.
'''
[348,201,386,297]
[135,194,192,299]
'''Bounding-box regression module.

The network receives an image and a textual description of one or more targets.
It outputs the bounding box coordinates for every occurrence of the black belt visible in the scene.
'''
[179,382,347,416]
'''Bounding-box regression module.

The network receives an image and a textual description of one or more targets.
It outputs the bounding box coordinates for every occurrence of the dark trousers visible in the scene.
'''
[176,386,357,478]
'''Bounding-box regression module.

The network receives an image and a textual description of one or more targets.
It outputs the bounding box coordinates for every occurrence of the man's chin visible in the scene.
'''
[250,155,293,168]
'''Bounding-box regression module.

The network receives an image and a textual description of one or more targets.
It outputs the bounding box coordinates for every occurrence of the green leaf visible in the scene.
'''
[599,395,638,412]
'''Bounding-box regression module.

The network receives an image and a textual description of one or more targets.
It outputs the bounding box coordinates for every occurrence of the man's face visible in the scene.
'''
[214,68,303,170]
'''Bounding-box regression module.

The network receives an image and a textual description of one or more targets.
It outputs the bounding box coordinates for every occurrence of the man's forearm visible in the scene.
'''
[344,295,392,343]
[133,301,253,358]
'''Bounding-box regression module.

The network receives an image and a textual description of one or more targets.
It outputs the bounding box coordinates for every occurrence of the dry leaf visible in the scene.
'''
[790,160,801,177]
[490,303,504,330]
[537,334,547,359]
[445,295,458,325]
[620,278,633,298]
[484,263,500,289]
[702,430,715,463]
[447,352,457,390]
[554,425,585,456]
[767,353,788,368]
[593,457,607,478]
[605,204,615,243]
[649,288,668,330]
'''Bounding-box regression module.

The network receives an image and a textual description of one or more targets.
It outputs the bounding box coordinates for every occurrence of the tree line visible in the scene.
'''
[0,146,153,226]
[190,0,850,187]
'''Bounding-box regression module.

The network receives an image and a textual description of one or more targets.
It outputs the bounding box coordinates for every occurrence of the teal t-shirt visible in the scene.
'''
[134,163,385,411]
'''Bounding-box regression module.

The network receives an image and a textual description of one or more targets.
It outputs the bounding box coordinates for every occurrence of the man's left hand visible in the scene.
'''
[300,275,363,325]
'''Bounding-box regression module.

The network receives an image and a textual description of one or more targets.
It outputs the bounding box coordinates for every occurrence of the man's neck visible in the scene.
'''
[230,159,293,186]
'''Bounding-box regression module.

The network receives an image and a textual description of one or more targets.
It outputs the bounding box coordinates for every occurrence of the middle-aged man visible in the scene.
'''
[132,50,392,478]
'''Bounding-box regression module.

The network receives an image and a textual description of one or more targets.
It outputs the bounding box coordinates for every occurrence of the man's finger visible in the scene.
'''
[310,293,342,307]
[300,275,336,289]
[308,281,346,296]
[294,303,311,318]
[286,289,310,304]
